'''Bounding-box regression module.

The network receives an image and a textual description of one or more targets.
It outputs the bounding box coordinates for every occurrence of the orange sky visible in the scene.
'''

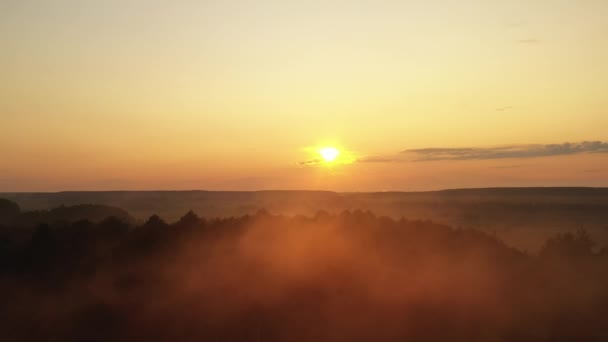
[1,1,607,191]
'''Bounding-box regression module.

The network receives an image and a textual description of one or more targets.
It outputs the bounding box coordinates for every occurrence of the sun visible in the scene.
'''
[319,147,340,162]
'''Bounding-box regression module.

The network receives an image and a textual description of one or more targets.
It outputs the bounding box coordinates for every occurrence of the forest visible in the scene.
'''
[1,198,607,341]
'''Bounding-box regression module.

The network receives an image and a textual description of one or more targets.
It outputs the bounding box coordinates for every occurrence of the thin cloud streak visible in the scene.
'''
[518,38,541,44]
[356,141,608,163]
[298,159,323,167]
[299,141,608,166]
[405,141,608,161]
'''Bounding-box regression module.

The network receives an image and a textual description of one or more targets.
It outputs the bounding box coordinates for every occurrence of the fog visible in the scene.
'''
[1,203,607,341]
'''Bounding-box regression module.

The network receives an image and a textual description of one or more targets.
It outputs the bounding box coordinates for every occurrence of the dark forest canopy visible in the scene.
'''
[3,188,608,252]
[1,204,608,341]
[0,200,134,227]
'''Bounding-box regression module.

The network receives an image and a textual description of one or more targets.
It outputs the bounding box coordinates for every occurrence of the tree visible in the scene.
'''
[0,199,20,223]
[540,228,595,259]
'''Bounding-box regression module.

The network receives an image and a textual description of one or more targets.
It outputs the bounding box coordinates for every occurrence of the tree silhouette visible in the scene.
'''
[0,198,20,223]
[540,228,595,259]
[0,208,607,341]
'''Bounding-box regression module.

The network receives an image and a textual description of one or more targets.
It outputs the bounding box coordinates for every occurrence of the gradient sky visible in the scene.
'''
[1,0,607,191]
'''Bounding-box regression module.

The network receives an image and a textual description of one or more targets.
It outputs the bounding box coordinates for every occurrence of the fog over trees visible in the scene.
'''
[1,199,607,341]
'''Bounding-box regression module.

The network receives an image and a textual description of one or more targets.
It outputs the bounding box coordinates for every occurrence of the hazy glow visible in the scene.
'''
[0,1,607,191]
[319,147,340,163]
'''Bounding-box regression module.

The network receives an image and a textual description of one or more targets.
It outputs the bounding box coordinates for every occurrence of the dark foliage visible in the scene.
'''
[0,199,20,224]
[0,209,607,341]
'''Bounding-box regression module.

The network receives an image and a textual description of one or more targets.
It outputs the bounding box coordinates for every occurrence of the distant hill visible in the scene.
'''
[2,188,608,251]
[3,187,608,218]
[0,199,134,226]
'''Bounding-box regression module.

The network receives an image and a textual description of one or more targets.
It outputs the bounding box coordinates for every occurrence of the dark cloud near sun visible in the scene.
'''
[299,141,608,166]
[405,141,608,161]
[298,159,323,167]
[356,141,608,164]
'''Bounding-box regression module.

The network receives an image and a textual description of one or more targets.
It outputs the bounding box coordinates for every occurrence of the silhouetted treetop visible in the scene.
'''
[541,228,596,259]
[0,198,20,223]
[177,210,201,227]
[1,209,608,342]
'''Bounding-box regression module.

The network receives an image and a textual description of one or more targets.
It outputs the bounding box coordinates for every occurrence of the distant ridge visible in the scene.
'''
[3,186,608,195]
[2,187,608,252]
[435,187,608,196]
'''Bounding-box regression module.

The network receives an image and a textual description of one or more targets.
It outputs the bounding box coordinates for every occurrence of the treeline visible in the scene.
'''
[0,199,607,341]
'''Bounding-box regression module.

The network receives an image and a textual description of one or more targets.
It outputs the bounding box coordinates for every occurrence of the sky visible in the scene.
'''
[1,0,607,191]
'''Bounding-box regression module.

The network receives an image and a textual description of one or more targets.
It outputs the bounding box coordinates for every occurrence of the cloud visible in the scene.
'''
[298,159,323,167]
[299,141,608,166]
[518,39,541,44]
[297,150,359,167]
[356,141,608,164]
[404,141,608,161]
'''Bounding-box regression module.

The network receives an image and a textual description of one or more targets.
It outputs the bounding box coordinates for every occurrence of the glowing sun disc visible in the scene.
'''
[319,147,340,162]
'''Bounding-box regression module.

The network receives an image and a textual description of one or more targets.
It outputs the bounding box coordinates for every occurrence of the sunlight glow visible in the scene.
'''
[319,147,340,162]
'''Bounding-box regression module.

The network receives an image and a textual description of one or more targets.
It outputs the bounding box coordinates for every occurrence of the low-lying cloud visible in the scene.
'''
[298,158,324,167]
[406,141,608,161]
[357,141,608,163]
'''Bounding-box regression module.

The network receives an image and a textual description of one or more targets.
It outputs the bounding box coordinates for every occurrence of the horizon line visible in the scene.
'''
[2,186,608,194]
